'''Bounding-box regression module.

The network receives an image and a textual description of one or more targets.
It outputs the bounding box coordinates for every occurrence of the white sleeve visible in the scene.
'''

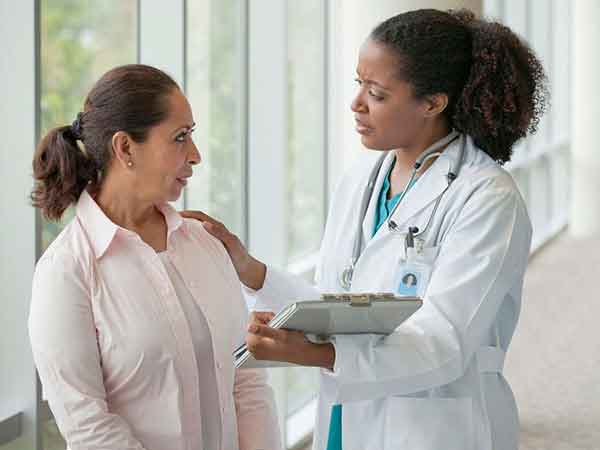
[29,253,147,450]
[243,265,322,313]
[323,184,532,403]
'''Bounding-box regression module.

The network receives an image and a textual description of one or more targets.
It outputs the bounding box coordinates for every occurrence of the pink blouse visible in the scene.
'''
[29,191,281,450]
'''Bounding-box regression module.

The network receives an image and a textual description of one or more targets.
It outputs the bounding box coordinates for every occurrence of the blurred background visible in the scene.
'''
[1,1,598,449]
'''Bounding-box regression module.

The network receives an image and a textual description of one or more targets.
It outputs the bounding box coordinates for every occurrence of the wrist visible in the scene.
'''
[240,257,266,290]
[300,342,335,370]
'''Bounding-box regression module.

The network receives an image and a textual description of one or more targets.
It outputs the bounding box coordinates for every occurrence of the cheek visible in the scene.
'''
[378,102,421,135]
[159,150,185,176]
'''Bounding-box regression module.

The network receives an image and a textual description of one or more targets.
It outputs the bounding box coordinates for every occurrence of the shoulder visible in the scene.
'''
[459,135,523,198]
[441,136,531,232]
[31,220,94,331]
[181,218,247,314]
[330,150,383,206]
[182,218,232,266]
[339,150,382,186]
[35,218,91,282]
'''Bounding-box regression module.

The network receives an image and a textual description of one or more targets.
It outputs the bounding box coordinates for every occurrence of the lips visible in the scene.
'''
[355,117,374,134]
[176,175,191,186]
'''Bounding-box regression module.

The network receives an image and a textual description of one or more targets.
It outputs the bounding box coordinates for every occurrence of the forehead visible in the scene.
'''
[162,89,194,126]
[356,39,403,85]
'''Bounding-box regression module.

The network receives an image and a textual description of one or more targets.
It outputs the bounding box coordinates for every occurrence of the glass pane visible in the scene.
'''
[286,0,326,263]
[185,0,245,238]
[40,0,137,252]
[38,2,137,448]
[285,0,325,421]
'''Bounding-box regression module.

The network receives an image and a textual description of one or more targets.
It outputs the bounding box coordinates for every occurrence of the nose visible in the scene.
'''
[351,89,368,113]
[187,140,201,166]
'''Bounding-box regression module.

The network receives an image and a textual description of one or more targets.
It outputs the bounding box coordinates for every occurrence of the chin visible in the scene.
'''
[361,136,400,151]
[361,135,384,150]
[167,192,182,203]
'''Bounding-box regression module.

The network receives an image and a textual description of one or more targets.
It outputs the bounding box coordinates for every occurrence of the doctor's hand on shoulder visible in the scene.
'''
[181,210,336,369]
[181,210,265,289]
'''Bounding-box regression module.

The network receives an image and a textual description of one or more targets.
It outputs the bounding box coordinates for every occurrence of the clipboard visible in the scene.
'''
[234,293,422,368]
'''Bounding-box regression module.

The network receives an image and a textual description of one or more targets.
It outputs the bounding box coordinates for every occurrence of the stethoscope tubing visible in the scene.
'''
[340,131,465,290]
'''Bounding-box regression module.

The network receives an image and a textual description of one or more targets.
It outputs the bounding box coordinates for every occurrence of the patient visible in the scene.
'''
[29,64,281,450]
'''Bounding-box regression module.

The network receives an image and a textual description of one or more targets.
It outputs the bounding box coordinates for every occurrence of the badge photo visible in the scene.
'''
[395,261,431,298]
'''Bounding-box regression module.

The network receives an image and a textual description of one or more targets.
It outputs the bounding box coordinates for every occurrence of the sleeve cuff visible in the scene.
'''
[242,265,292,313]
[243,265,320,313]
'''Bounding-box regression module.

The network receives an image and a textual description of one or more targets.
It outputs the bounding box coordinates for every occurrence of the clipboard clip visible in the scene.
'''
[349,294,371,307]
[320,292,397,306]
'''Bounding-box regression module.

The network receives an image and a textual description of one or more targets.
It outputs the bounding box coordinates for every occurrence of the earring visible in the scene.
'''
[127,161,133,167]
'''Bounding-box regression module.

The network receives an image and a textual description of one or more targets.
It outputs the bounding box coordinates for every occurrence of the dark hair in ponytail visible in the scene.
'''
[370,8,548,163]
[31,64,179,221]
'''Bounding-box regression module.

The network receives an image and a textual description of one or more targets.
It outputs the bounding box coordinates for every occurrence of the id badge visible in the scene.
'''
[394,259,432,298]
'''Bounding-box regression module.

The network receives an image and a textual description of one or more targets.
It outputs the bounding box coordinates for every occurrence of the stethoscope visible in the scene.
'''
[339,130,465,291]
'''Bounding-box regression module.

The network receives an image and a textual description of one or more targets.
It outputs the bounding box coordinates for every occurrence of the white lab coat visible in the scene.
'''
[248,135,532,450]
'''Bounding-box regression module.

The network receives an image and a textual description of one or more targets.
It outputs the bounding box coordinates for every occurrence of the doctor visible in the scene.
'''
[184,8,547,450]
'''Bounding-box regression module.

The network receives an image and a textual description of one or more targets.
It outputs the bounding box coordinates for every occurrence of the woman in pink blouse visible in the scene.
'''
[29,64,281,450]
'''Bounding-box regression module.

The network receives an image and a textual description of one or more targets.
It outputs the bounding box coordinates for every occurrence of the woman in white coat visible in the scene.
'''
[184,9,547,450]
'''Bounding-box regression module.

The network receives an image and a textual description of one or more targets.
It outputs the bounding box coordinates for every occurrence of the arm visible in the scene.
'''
[29,252,147,450]
[246,265,321,313]
[234,368,283,450]
[325,184,532,403]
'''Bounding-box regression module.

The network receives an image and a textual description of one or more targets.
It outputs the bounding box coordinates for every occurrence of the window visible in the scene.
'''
[40,0,137,251]
[283,1,327,444]
[185,0,246,238]
[286,0,327,264]
[485,0,571,250]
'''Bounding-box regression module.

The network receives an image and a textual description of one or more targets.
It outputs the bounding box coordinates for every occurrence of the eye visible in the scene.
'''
[175,128,195,143]
[369,90,384,101]
[354,78,362,86]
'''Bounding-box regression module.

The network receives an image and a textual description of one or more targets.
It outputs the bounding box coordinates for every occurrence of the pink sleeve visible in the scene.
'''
[29,252,147,450]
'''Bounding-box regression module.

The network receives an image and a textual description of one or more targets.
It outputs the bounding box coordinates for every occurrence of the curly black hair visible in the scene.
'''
[370,9,548,164]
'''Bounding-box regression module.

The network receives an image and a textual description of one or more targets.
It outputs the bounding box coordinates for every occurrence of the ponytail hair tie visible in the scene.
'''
[70,112,84,140]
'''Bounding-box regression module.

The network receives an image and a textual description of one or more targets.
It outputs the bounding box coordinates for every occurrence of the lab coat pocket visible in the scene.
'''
[384,396,474,450]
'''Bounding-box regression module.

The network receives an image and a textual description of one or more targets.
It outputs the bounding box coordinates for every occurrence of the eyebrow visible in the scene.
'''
[172,122,196,134]
[356,74,390,91]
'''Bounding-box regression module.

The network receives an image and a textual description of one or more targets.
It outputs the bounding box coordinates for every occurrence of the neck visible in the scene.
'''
[392,123,452,176]
[95,173,160,231]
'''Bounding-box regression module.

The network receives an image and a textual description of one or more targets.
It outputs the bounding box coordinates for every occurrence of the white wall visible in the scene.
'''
[0,0,39,448]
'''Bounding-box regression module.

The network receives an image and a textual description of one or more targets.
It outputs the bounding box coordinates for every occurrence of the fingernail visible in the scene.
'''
[248,324,258,333]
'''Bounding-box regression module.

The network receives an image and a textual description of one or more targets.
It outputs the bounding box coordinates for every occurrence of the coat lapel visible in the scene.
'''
[361,151,396,247]
[364,136,465,247]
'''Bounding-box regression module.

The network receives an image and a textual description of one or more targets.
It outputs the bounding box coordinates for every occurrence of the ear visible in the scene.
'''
[111,131,135,169]
[422,93,449,118]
